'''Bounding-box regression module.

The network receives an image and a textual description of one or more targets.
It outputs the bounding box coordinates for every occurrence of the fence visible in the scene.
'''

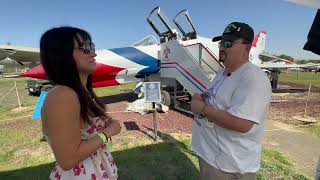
[0,78,37,122]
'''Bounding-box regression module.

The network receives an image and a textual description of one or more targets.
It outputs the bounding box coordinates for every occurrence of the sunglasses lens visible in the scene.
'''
[90,43,95,52]
[223,41,233,48]
[81,41,95,54]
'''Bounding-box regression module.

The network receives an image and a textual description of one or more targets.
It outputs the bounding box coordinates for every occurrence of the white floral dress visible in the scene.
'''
[46,117,118,180]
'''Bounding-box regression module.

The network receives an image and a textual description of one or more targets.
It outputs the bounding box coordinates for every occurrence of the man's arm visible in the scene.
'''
[203,104,254,133]
[191,97,254,133]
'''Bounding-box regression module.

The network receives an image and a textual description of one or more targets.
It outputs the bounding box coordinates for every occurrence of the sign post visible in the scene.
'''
[144,82,161,141]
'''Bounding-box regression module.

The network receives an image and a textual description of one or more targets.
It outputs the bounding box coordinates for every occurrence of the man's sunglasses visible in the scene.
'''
[77,40,95,54]
[219,40,247,49]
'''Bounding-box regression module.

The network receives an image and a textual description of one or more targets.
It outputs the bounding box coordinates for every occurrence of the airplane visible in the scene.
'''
[13,31,267,86]
[0,7,311,91]
[256,54,307,69]
[16,39,161,87]
[301,62,320,72]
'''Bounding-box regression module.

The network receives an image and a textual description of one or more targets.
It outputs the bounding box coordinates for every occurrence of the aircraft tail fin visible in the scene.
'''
[251,31,266,56]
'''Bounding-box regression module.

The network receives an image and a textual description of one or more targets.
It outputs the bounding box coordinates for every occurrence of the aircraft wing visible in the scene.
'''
[0,44,40,64]
[304,63,320,68]
[256,62,306,69]
[286,0,320,9]
[260,53,293,62]
[256,54,307,69]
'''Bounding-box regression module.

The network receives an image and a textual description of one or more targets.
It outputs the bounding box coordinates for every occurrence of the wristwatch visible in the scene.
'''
[196,104,206,118]
[200,104,207,117]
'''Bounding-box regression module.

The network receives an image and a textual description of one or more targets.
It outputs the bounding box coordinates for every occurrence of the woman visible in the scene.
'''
[40,27,121,179]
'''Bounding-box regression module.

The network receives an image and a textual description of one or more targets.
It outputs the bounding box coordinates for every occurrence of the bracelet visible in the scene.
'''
[102,131,109,142]
[98,132,107,143]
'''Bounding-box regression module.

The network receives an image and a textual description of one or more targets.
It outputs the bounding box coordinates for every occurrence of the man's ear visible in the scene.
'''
[245,44,251,52]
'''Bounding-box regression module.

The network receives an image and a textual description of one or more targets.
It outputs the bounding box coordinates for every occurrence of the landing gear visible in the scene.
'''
[270,69,281,90]
[161,90,171,107]
[271,77,278,89]
[41,85,53,92]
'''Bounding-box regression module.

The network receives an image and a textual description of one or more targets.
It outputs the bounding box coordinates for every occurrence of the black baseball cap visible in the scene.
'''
[212,22,254,43]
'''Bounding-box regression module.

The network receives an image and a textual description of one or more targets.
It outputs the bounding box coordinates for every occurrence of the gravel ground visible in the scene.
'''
[104,84,319,134]
[105,94,193,134]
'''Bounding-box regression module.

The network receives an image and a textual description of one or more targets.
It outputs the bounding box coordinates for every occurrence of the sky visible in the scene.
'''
[0,0,319,60]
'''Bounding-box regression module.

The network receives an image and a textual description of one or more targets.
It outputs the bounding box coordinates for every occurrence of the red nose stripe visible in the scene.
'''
[20,64,47,79]
[92,63,125,87]
[20,63,125,87]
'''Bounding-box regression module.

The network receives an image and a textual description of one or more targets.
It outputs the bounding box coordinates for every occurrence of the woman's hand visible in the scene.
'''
[102,120,121,138]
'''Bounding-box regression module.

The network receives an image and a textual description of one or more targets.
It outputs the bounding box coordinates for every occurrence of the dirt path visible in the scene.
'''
[265,90,320,178]
[263,120,320,178]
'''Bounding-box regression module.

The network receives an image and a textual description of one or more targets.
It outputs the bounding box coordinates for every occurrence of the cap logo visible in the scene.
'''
[224,23,241,33]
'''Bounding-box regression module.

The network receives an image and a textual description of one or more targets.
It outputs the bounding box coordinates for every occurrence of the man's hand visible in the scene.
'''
[192,93,203,101]
[191,93,206,114]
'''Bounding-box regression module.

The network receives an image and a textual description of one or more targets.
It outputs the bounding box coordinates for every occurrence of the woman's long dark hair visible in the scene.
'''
[40,26,107,125]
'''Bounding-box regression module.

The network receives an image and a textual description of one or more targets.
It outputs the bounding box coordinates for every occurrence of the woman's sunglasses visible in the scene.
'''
[78,40,95,54]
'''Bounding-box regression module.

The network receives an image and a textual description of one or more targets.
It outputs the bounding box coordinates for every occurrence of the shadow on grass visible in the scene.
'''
[0,162,55,180]
[114,137,199,179]
[0,131,199,180]
[100,92,137,105]
[272,88,307,93]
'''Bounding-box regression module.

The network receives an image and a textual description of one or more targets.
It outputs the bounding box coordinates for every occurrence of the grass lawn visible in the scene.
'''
[0,77,135,121]
[279,71,320,87]
[0,77,310,179]
[301,123,320,138]
[0,120,308,180]
[94,83,135,97]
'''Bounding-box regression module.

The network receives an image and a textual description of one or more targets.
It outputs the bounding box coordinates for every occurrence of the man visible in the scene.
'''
[191,22,272,180]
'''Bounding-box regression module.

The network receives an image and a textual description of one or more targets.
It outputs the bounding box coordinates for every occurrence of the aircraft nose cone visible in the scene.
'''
[20,64,47,79]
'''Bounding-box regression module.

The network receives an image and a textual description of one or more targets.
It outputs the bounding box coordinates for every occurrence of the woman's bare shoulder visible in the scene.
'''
[42,85,79,112]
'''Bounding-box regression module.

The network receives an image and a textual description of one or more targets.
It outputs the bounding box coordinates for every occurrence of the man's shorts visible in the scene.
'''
[199,157,256,180]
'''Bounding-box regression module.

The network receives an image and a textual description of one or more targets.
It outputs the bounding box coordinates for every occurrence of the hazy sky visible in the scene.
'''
[0,0,319,60]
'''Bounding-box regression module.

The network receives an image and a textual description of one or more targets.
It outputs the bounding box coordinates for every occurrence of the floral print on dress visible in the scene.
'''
[47,116,118,180]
